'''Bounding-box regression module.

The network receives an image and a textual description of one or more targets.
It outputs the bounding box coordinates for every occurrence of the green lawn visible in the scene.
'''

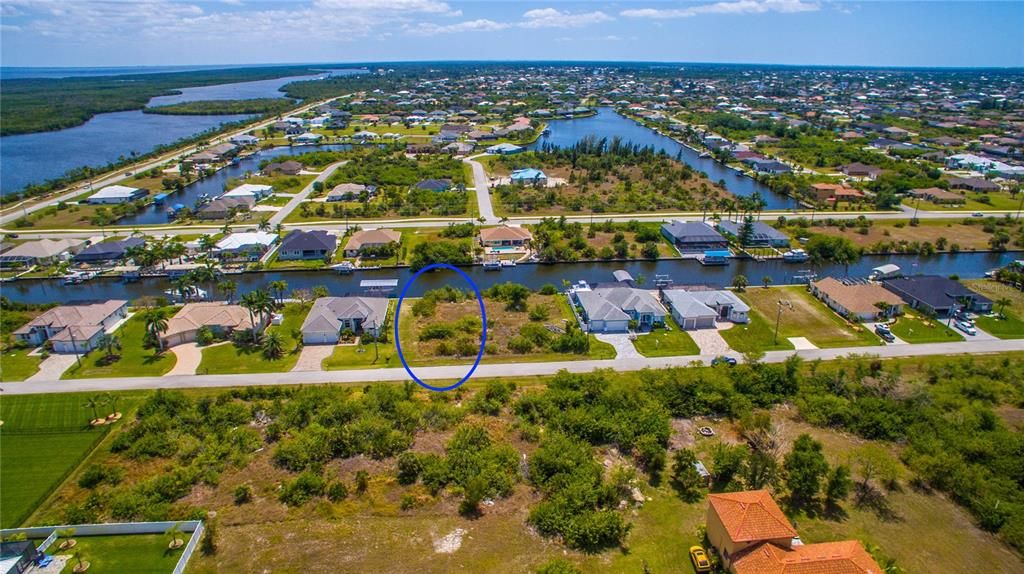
[742,286,881,348]
[0,394,114,527]
[964,279,1024,339]
[196,302,309,374]
[62,310,177,379]
[53,533,190,574]
[632,317,701,357]
[0,348,42,381]
[718,305,796,353]
[888,313,964,343]
[323,340,398,370]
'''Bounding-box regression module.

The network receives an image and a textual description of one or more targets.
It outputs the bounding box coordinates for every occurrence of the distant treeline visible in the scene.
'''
[0,65,317,135]
[144,98,298,116]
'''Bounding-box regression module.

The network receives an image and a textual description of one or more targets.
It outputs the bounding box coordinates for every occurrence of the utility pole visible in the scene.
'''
[774,300,791,345]
[68,328,82,368]
[372,320,379,362]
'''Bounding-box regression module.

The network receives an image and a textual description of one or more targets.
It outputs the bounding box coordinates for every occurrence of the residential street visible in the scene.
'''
[464,155,498,224]
[267,160,348,226]
[4,338,1022,395]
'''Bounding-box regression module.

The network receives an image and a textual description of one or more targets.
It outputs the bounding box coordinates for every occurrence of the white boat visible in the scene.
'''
[163,286,207,301]
[500,259,516,267]
[782,248,810,263]
[698,151,712,158]
[482,260,501,271]
[62,271,98,284]
[868,264,901,281]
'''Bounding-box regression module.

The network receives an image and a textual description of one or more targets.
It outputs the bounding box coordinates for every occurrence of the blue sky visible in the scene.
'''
[1,1,1021,68]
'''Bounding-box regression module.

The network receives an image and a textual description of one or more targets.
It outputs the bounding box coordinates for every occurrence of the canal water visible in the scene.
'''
[531,108,799,210]
[1,252,1014,305]
[0,71,363,194]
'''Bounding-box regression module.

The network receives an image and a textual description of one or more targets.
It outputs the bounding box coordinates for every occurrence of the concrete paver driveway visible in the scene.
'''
[293,345,337,371]
[593,334,632,359]
[27,354,78,382]
[168,343,204,376]
[689,328,731,356]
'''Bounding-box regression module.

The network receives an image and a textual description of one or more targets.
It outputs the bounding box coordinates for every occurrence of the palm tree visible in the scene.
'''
[218,280,237,303]
[191,263,218,301]
[221,222,231,236]
[166,523,185,550]
[142,308,170,352]
[732,274,749,292]
[239,291,268,344]
[995,297,1012,318]
[270,280,289,306]
[96,333,121,360]
[172,276,195,301]
[198,234,216,254]
[762,275,773,289]
[258,217,271,232]
[262,330,284,359]
[83,395,103,422]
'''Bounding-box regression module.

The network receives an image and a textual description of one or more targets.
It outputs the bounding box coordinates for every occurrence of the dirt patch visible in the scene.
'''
[433,527,467,554]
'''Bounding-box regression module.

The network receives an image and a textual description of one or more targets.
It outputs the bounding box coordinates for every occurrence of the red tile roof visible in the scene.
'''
[732,541,883,574]
[708,490,797,543]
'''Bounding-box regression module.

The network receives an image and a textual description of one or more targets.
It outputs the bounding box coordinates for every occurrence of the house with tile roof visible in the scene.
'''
[301,297,389,344]
[14,300,128,353]
[731,539,884,574]
[161,302,265,348]
[0,238,85,267]
[343,229,401,258]
[571,284,667,333]
[810,277,905,321]
[479,225,533,252]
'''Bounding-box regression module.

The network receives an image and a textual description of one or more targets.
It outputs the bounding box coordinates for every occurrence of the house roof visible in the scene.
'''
[687,289,750,313]
[732,541,883,574]
[707,490,797,544]
[201,196,255,213]
[280,229,336,252]
[344,229,401,251]
[585,286,667,318]
[223,184,272,198]
[479,226,533,242]
[14,300,127,335]
[0,238,84,260]
[661,221,726,244]
[717,220,790,243]
[328,183,374,197]
[882,275,990,309]
[89,185,144,201]
[414,179,453,191]
[908,187,963,201]
[302,297,389,333]
[575,291,631,322]
[164,303,256,339]
[812,277,905,316]
[661,290,718,320]
[215,231,278,251]
[839,163,882,176]
[74,238,145,261]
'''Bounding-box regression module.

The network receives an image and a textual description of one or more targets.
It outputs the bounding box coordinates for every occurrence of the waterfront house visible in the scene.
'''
[327,183,377,201]
[293,132,323,144]
[509,168,548,186]
[838,163,882,180]
[661,221,729,253]
[810,277,905,321]
[810,183,864,203]
[86,185,148,204]
[0,239,85,267]
[222,184,273,201]
[343,229,401,258]
[947,176,1000,192]
[572,284,667,333]
[486,143,524,155]
[743,158,792,175]
[214,231,278,261]
[73,237,145,264]
[443,142,475,155]
[277,230,337,261]
[659,290,718,330]
[706,490,882,574]
[198,196,254,220]
[413,179,454,192]
[229,134,259,146]
[686,289,750,323]
[262,160,303,176]
[883,275,992,317]
[479,225,533,252]
[907,187,965,205]
[301,296,390,343]
[14,300,128,353]
[716,220,790,247]
[191,142,238,164]
[161,302,266,347]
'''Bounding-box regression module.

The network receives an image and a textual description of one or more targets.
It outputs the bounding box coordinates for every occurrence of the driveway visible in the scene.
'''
[167,343,204,376]
[788,337,819,350]
[464,155,498,223]
[293,344,337,371]
[867,322,908,345]
[268,160,348,226]
[593,334,632,359]
[689,328,731,355]
[27,354,79,382]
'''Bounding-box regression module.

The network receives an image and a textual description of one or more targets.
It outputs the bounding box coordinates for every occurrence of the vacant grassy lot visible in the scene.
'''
[0,348,42,381]
[790,219,999,252]
[197,303,309,374]
[632,317,700,357]
[62,310,177,379]
[964,279,1024,339]
[742,286,881,348]
[0,394,113,527]
[52,533,189,574]
[888,313,964,343]
[717,305,796,353]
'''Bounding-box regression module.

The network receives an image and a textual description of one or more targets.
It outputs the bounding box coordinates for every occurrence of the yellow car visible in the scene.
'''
[689,545,712,573]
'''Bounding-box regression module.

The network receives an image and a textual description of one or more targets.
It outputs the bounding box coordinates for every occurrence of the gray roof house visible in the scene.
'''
[301,297,390,344]
[572,285,667,333]
[660,290,717,330]
[686,290,750,324]
[0,239,85,267]
[661,221,729,253]
[717,220,791,248]
[277,230,336,261]
[882,275,992,317]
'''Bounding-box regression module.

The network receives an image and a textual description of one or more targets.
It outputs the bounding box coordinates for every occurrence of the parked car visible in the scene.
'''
[711,355,737,366]
[953,312,974,326]
[689,545,712,573]
[955,320,977,336]
[875,325,896,343]
[972,212,984,217]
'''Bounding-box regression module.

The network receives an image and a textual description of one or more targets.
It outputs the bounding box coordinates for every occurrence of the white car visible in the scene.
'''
[954,320,977,336]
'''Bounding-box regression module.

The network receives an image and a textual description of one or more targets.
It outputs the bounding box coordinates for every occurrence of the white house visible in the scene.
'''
[229,134,259,146]
[215,231,279,260]
[301,297,390,343]
[222,184,273,201]
[87,185,148,204]
[13,300,128,353]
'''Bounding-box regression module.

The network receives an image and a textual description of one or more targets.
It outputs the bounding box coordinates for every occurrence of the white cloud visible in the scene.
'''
[622,0,819,19]
[407,18,510,36]
[521,8,613,28]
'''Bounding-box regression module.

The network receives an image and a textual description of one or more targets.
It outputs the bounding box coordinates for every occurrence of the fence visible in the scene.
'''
[1,520,205,574]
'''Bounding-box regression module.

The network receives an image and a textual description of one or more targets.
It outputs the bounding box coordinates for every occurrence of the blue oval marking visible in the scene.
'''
[394,263,487,392]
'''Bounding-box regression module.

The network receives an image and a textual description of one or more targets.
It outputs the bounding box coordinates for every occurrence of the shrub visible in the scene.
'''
[233,484,253,505]
[528,305,550,322]
[195,326,214,346]
[538,284,559,295]
[326,481,349,502]
[507,336,534,354]
[78,465,124,489]
[397,452,423,485]
[279,471,326,506]
[354,470,370,494]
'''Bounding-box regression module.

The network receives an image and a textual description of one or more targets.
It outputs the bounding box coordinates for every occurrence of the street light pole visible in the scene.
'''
[774,300,787,345]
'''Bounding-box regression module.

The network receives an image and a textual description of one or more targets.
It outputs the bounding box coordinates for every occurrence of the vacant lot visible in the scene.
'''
[0,394,114,527]
[743,286,881,348]
[785,220,998,252]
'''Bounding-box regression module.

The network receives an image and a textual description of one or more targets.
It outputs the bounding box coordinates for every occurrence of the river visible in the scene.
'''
[0,70,366,194]
[1,252,1015,304]
[531,108,798,210]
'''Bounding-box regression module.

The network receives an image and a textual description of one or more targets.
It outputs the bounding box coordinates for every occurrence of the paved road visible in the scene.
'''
[0,96,337,226]
[268,160,347,227]
[4,338,1023,395]
[464,155,498,224]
